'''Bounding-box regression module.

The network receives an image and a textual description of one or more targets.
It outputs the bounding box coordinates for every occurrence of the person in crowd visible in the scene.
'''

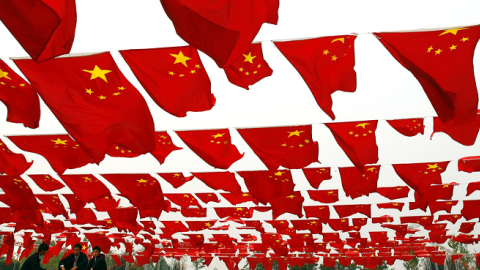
[20,243,49,270]
[59,243,89,270]
[86,246,107,270]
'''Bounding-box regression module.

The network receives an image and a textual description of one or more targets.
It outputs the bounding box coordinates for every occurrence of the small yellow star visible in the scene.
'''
[243,52,256,64]
[298,144,304,147]
[323,50,329,55]
[304,139,310,143]
[281,143,287,147]
[195,65,200,69]
[83,65,112,83]
[169,71,174,76]
[113,92,120,96]
[118,86,126,90]
[98,95,106,100]
[51,138,68,145]
[253,71,257,74]
[461,37,469,42]
[435,48,442,55]
[190,70,196,74]
[19,83,25,87]
[257,64,261,68]
[170,51,191,67]
[245,72,250,75]
[331,55,338,61]
[239,68,243,72]
[85,88,94,95]
[449,44,457,51]
[427,46,434,53]
[286,195,295,199]
[179,74,184,77]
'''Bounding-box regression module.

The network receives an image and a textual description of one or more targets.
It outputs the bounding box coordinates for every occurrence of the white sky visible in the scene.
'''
[1,0,480,269]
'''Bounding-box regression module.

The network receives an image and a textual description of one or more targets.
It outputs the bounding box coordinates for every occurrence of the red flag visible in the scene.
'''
[431,112,480,145]
[106,144,140,158]
[458,222,476,234]
[307,190,338,203]
[334,204,371,218]
[429,200,458,214]
[437,214,462,224]
[0,208,13,225]
[62,194,85,214]
[303,206,330,223]
[220,193,259,205]
[192,172,242,195]
[215,207,253,219]
[120,46,215,117]
[370,231,389,244]
[374,26,480,125]
[176,129,243,169]
[158,172,193,189]
[461,200,480,220]
[181,207,206,218]
[459,156,480,173]
[0,1,76,62]
[274,35,357,120]
[150,132,182,165]
[186,220,217,231]
[339,166,380,199]
[0,60,40,128]
[36,195,68,218]
[386,118,425,137]
[0,138,32,176]
[194,193,220,204]
[237,125,319,170]
[84,233,112,253]
[7,135,93,174]
[376,186,410,200]
[270,191,304,219]
[392,161,450,194]
[14,52,156,163]
[237,170,295,205]
[164,194,200,208]
[108,207,138,229]
[101,174,168,217]
[61,174,115,211]
[74,208,97,225]
[467,181,480,196]
[223,43,273,89]
[160,0,278,67]
[28,175,64,192]
[301,167,332,189]
[326,121,378,170]
[377,202,404,211]
[400,216,433,227]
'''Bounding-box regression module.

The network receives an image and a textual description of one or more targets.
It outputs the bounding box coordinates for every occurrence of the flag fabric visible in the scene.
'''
[270,191,304,219]
[0,138,32,176]
[274,35,357,120]
[431,112,480,146]
[237,125,319,170]
[386,118,425,137]
[429,200,457,214]
[467,181,480,196]
[150,132,182,165]
[326,120,379,171]
[159,0,279,67]
[307,190,339,203]
[84,233,112,253]
[181,207,206,218]
[301,167,332,189]
[158,172,193,189]
[223,43,273,89]
[303,206,330,223]
[400,216,433,227]
[461,200,480,220]
[333,204,371,218]
[0,60,40,128]
[192,172,243,195]
[392,161,450,195]
[0,0,76,62]
[215,207,253,219]
[220,193,259,205]
[106,144,140,158]
[120,46,215,117]
[458,156,480,173]
[377,202,404,211]
[62,194,85,214]
[74,208,97,225]
[35,195,68,218]
[374,25,480,125]
[195,193,220,204]
[339,166,380,199]
[14,52,156,164]
[186,220,217,231]
[108,207,138,229]
[376,186,410,200]
[237,170,295,205]
[28,175,64,191]
[437,214,462,224]
[164,194,201,208]
[458,222,476,234]
[61,174,117,211]
[176,129,243,169]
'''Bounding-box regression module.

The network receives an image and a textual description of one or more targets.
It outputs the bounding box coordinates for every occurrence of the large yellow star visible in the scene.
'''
[243,52,256,64]
[83,65,112,83]
[356,123,370,129]
[51,138,68,145]
[427,164,439,170]
[331,38,345,44]
[274,171,285,176]
[137,179,148,183]
[439,28,468,36]
[0,69,11,80]
[287,130,305,138]
[211,133,225,139]
[170,51,191,67]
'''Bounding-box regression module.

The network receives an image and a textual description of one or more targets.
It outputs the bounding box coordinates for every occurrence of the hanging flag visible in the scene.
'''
[0,0,76,62]
[223,43,273,89]
[461,200,480,220]
[339,166,380,199]
[84,233,112,253]
[214,207,253,219]
[237,125,319,170]
[399,216,433,227]
[36,195,68,218]
[28,175,64,192]
[307,190,339,203]
[150,132,182,165]
[374,25,480,125]
[377,202,404,211]
[458,222,476,234]
[74,208,97,225]
[159,0,279,67]
[326,120,378,171]
[195,193,220,204]
[186,220,217,231]
[301,167,332,189]
[220,193,259,205]
[386,118,425,137]
[0,138,32,176]
[333,204,371,218]
[376,186,410,200]
[192,172,243,195]
[7,134,92,174]
[458,156,480,173]
[120,46,215,117]
[62,194,85,214]
[61,174,117,211]
[237,170,295,205]
[181,207,206,218]
[437,214,462,224]
[392,161,450,195]
[108,207,138,229]
[176,129,243,169]
[431,112,480,145]
[107,144,141,158]
[467,181,480,196]
[274,35,357,120]
[429,200,457,214]
[303,206,330,223]
[270,191,304,219]
[0,60,40,128]
[164,194,201,208]
[158,172,193,188]
[14,52,156,164]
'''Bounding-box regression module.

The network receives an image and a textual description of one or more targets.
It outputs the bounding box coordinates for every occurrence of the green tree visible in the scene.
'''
[191,258,206,270]
[403,250,420,270]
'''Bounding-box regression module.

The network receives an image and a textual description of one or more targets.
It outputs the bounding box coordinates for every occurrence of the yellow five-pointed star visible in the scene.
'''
[113,92,120,96]
[85,88,94,95]
[366,167,376,172]
[286,195,295,199]
[439,27,468,36]
[427,163,439,169]
[0,69,11,80]
[427,46,434,53]
[83,65,112,83]
[331,38,345,44]
[449,44,457,50]
[356,123,370,129]
[170,51,191,67]
[211,133,225,139]
[323,50,329,55]
[173,173,181,177]
[118,86,126,90]
[435,48,442,55]
[243,52,256,63]
[287,130,305,138]
[51,138,68,145]
[461,37,469,42]
[98,95,106,100]
[137,179,148,183]
[331,55,338,61]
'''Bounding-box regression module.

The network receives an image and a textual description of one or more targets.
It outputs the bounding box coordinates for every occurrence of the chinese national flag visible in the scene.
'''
[223,43,273,89]
[303,206,330,223]
[7,134,92,174]
[84,233,112,254]
[458,222,476,234]
[160,0,278,68]
[120,46,215,117]
[237,125,319,170]
[270,191,304,219]
[28,175,64,192]
[176,129,243,169]
[74,208,97,225]
[392,161,450,195]
[62,194,85,214]
[215,207,253,219]
[186,220,217,231]
[0,138,32,176]
[458,156,480,173]
[301,167,332,189]
[429,200,457,214]
[0,60,40,128]
[377,202,404,211]
[220,193,259,205]
[36,195,68,218]
[108,207,138,229]
[101,174,168,217]
[307,190,339,203]
[326,121,378,171]
[461,200,480,220]
[339,166,380,199]
[0,0,76,62]
[386,118,425,137]
[431,112,480,146]
[13,52,156,163]
[107,145,140,158]
[333,204,371,218]
[192,172,242,195]
[437,214,462,224]
[61,174,116,211]
[158,172,193,189]
[399,216,433,227]
[195,193,220,204]
[467,181,480,196]
[151,132,182,165]
[274,35,357,120]
[164,194,200,208]
[237,170,295,205]
[181,207,206,218]
[369,231,389,244]
[374,26,480,125]
[376,186,410,200]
